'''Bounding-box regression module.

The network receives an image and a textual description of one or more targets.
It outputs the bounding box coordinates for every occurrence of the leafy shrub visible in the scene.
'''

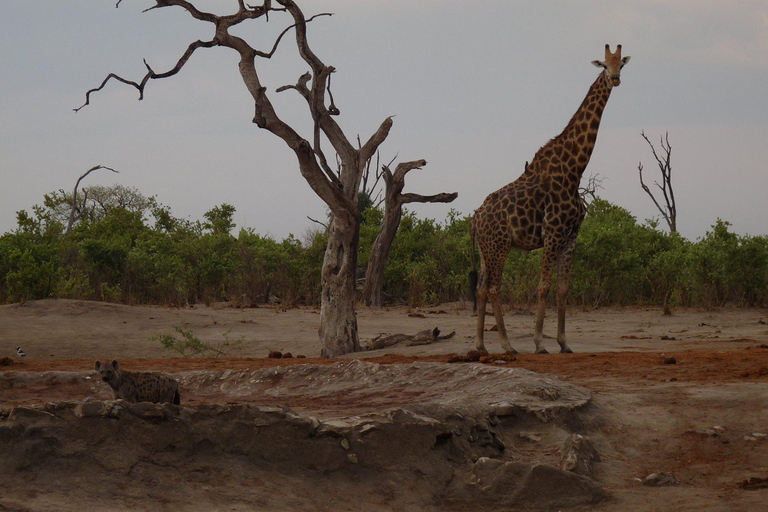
[151,326,243,358]
[1,189,766,309]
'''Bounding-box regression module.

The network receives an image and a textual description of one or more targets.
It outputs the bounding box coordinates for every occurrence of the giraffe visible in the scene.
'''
[472,44,630,354]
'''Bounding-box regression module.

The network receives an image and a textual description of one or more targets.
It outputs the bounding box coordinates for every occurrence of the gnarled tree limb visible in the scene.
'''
[66,165,118,234]
[74,40,217,111]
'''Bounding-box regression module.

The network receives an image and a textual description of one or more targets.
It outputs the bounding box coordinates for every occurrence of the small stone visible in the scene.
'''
[643,472,677,486]
[713,426,726,435]
[128,402,165,420]
[519,432,542,442]
[347,453,358,464]
[282,352,293,358]
[340,438,350,450]
[663,356,677,365]
[73,401,109,418]
[491,401,516,417]
[742,477,768,490]
[268,350,283,359]
[359,424,377,435]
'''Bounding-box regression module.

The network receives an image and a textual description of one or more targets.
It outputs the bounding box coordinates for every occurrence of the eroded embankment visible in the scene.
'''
[0,362,603,511]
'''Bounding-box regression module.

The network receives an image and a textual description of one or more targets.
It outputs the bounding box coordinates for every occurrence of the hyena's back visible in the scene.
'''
[121,371,180,404]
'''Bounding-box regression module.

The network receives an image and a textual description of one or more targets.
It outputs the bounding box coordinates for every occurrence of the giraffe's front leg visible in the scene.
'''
[556,244,576,353]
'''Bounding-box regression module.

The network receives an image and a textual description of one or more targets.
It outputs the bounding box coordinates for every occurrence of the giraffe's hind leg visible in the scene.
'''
[475,277,489,354]
[489,285,516,354]
[534,245,557,354]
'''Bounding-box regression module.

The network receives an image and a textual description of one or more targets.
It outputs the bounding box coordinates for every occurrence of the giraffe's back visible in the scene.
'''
[474,173,545,255]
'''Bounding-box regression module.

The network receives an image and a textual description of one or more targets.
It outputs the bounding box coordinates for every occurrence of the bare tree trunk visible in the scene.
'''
[319,211,361,356]
[361,160,457,306]
[363,198,402,307]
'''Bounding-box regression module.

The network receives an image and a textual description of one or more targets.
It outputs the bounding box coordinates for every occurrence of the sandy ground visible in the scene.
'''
[2,299,768,511]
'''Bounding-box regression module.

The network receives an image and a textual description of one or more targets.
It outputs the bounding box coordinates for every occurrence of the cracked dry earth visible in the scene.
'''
[1,300,768,511]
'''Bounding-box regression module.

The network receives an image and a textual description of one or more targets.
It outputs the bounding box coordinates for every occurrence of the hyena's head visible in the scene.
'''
[94,360,121,386]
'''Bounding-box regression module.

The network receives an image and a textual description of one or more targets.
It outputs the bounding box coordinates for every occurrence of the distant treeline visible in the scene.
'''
[1,186,767,308]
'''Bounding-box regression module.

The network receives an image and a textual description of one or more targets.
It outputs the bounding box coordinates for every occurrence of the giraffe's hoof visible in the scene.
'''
[504,348,518,355]
[560,347,574,354]
[535,348,549,355]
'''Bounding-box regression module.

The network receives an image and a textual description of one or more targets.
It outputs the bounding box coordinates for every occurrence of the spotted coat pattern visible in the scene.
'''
[95,360,181,405]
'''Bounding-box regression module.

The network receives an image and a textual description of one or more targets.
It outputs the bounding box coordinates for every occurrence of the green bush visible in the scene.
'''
[1,189,766,309]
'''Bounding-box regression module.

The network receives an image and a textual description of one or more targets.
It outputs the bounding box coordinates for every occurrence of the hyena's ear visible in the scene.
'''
[111,360,120,371]
[94,361,102,371]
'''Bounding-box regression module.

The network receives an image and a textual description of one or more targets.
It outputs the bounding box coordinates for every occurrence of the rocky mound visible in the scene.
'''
[0,362,602,511]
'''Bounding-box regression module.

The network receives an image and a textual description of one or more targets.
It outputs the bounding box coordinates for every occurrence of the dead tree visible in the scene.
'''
[361,160,457,306]
[77,1,412,357]
[579,172,604,208]
[65,165,118,234]
[639,131,677,233]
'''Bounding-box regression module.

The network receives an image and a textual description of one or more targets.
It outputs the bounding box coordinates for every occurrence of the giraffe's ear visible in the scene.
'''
[592,60,606,69]
[621,56,631,66]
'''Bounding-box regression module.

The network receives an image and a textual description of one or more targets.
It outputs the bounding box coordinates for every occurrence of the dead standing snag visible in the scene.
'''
[361,159,458,307]
[638,130,677,233]
[77,1,415,357]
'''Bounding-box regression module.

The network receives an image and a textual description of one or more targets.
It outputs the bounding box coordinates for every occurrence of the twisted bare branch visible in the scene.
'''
[74,40,217,111]
[254,12,331,59]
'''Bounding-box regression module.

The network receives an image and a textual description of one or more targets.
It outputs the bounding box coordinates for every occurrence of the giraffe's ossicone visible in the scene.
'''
[472,44,630,354]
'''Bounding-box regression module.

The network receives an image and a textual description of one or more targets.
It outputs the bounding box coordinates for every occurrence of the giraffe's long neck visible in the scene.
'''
[560,72,613,175]
[529,72,613,184]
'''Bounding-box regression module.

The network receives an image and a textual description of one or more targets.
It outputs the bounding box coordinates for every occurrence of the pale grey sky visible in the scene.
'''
[1,0,767,240]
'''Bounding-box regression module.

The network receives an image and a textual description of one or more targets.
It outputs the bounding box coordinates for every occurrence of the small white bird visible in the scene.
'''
[16,346,26,359]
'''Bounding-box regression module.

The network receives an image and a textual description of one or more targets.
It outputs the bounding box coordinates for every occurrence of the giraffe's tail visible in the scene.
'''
[469,217,478,314]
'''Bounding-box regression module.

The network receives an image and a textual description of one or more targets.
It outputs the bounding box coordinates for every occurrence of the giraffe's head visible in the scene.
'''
[592,44,630,88]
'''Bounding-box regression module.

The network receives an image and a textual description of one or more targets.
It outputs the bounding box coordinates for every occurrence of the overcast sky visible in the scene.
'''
[1,0,767,241]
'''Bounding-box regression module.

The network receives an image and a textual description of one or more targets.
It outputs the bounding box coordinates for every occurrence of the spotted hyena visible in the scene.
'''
[94,360,180,405]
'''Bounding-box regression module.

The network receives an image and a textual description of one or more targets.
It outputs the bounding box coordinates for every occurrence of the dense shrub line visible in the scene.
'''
[1,193,766,308]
